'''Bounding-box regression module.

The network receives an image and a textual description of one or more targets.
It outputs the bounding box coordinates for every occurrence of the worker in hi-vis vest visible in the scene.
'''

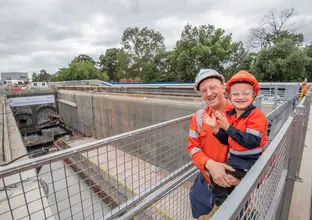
[188,69,239,220]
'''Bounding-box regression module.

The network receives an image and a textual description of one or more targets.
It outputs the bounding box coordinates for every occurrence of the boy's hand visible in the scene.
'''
[202,112,217,129]
[215,111,230,131]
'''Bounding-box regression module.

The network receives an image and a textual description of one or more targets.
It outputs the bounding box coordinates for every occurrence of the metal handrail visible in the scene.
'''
[266,95,296,120]
[0,114,192,178]
[117,166,199,220]
[48,79,301,88]
[211,116,294,219]
[103,162,194,220]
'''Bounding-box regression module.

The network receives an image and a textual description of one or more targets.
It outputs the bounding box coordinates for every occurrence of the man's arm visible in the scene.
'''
[187,112,210,170]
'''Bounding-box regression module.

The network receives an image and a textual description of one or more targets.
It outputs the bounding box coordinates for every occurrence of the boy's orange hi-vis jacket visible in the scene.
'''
[187,101,233,184]
[215,104,268,171]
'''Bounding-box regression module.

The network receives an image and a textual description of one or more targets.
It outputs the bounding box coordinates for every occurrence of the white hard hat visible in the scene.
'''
[194,69,225,92]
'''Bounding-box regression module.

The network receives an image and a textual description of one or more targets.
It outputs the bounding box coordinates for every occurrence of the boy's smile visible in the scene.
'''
[229,83,255,110]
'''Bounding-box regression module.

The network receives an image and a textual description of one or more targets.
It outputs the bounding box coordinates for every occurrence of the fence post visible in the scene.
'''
[279,105,305,220]
[285,85,289,100]
[255,95,263,110]
[273,86,279,108]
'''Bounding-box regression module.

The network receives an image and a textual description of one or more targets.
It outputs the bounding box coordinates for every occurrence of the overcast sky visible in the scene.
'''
[0,0,311,76]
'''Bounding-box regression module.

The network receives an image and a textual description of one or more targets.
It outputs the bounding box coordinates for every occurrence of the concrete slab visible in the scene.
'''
[289,107,312,220]
[0,170,56,220]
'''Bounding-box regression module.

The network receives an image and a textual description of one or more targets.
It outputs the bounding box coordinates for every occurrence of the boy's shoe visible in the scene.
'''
[198,205,219,220]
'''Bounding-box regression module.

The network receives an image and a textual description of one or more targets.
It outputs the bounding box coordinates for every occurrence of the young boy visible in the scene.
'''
[202,70,268,209]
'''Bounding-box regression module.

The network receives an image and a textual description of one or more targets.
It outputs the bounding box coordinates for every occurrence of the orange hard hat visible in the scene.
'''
[301,81,306,86]
[226,70,260,97]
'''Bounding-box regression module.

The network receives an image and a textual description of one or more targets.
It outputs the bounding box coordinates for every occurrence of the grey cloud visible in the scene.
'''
[295,16,312,43]
[0,0,311,75]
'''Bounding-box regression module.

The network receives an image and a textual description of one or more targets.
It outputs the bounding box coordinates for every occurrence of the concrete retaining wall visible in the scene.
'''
[57,90,200,139]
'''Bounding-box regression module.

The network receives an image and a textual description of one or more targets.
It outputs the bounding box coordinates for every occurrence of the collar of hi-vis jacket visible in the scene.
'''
[226,104,256,119]
[205,101,233,116]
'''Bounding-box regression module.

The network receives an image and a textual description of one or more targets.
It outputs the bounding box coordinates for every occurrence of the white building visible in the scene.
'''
[29,82,48,88]
[1,72,29,84]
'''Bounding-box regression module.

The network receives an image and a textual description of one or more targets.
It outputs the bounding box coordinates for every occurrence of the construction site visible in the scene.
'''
[0,80,311,220]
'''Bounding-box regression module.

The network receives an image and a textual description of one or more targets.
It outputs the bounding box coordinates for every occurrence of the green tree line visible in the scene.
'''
[32,7,312,83]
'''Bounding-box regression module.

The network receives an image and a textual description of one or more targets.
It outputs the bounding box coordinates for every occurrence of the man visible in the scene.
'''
[188,69,239,219]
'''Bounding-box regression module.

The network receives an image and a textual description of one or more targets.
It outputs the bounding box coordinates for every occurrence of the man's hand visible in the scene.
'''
[205,159,235,187]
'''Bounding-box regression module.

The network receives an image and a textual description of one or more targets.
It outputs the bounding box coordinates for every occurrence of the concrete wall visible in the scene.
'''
[57,90,200,139]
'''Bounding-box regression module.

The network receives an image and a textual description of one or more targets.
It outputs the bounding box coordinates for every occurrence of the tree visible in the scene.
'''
[304,43,312,81]
[251,39,311,82]
[224,44,256,80]
[170,24,241,82]
[139,51,173,82]
[98,48,120,81]
[75,54,96,65]
[249,8,304,50]
[32,72,38,81]
[32,69,52,82]
[52,54,109,81]
[116,49,131,80]
[121,27,166,80]
[154,51,173,81]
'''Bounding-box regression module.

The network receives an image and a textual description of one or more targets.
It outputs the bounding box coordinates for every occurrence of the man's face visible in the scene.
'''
[229,83,255,110]
[199,78,225,108]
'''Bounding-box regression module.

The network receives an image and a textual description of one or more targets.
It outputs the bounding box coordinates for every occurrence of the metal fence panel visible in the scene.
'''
[211,115,294,220]
[211,94,311,220]
[0,115,192,220]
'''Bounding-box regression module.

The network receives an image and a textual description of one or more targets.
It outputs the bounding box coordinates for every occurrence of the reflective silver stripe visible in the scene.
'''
[190,147,202,157]
[196,109,204,133]
[229,148,262,155]
[246,128,263,138]
[189,130,198,138]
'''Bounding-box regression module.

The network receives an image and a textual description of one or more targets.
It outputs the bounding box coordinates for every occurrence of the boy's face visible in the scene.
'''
[229,83,255,110]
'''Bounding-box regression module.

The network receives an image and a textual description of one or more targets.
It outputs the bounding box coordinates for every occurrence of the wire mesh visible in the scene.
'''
[266,96,296,140]
[0,115,191,220]
[131,173,197,220]
[230,124,291,220]
[211,95,311,220]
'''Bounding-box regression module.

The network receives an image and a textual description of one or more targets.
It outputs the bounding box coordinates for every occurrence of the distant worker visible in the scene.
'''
[299,81,309,102]
[187,69,240,220]
[202,70,268,212]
